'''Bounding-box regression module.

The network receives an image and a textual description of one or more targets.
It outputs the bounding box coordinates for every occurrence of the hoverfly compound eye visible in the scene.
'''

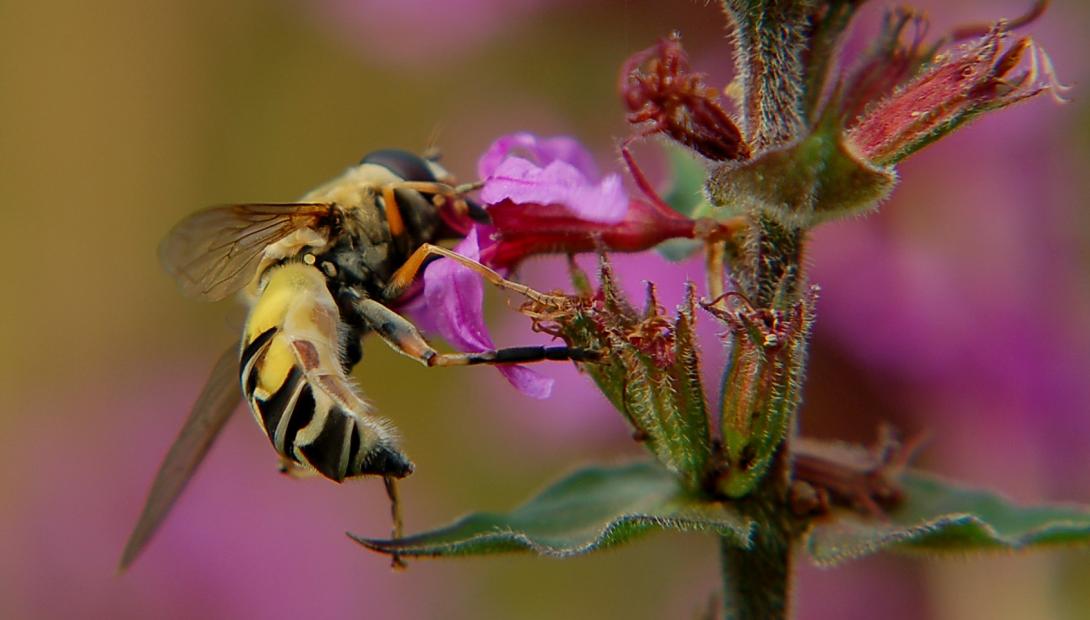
[359,149,437,183]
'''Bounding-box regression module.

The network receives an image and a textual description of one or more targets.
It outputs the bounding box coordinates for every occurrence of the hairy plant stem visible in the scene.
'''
[740,214,805,309]
[715,5,813,617]
[716,215,807,619]
[720,446,799,620]
[721,0,811,150]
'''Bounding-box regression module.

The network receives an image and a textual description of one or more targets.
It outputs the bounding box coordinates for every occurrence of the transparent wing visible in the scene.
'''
[159,203,337,301]
[119,343,242,571]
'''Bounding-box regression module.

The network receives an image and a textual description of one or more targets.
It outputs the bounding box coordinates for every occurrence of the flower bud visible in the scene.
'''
[846,24,1065,166]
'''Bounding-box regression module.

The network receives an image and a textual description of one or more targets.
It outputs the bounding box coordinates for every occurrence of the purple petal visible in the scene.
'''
[423,232,490,351]
[391,283,439,336]
[423,230,554,398]
[478,132,599,180]
[495,365,555,400]
[480,156,628,223]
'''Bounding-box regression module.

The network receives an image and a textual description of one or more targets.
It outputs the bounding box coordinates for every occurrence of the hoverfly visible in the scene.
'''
[120,149,595,570]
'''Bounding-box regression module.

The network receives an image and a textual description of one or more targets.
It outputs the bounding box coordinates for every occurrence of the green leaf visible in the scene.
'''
[661,144,708,219]
[657,145,712,262]
[353,462,752,558]
[655,238,703,262]
[806,470,1090,566]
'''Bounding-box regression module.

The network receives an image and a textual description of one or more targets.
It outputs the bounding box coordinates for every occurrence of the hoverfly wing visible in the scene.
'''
[119,343,242,572]
[159,203,338,301]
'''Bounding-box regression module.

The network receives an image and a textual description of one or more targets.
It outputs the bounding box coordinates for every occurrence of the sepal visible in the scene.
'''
[523,258,714,491]
[704,287,817,498]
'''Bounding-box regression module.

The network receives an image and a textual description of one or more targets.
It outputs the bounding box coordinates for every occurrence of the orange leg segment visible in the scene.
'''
[380,185,407,238]
[383,243,562,304]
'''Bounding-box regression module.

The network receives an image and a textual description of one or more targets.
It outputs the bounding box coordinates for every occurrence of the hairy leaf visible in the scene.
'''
[661,144,711,219]
[806,470,1090,566]
[354,462,752,558]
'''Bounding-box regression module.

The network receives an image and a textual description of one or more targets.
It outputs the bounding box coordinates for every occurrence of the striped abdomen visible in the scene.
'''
[239,262,412,482]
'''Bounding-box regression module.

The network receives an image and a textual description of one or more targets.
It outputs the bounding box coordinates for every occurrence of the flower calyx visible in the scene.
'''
[706,107,897,230]
[703,287,817,498]
[523,257,714,492]
[845,16,1068,167]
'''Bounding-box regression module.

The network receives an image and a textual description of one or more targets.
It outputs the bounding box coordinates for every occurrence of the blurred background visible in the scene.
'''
[2,1,1088,618]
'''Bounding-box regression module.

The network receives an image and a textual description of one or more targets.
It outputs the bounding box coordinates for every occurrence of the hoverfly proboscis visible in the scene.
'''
[120,149,597,571]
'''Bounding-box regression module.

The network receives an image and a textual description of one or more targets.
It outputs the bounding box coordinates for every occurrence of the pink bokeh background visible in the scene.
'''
[3,1,1088,618]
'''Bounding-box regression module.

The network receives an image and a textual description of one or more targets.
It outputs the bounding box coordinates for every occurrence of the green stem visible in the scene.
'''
[719,448,797,620]
[720,0,810,151]
[713,193,810,616]
[713,4,814,617]
[742,214,805,309]
[720,532,791,620]
[713,222,808,616]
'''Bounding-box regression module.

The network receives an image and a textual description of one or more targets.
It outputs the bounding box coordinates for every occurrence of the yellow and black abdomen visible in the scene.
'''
[239,262,412,482]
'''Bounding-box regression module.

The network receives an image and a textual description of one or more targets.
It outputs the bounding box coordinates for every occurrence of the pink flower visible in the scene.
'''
[477,132,628,223]
[421,132,726,398]
[475,132,717,270]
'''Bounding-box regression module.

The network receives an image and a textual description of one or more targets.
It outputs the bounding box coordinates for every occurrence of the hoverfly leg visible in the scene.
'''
[430,345,601,366]
[353,297,599,367]
[353,297,441,363]
[384,243,563,305]
[379,185,408,239]
[383,475,407,570]
[384,180,477,219]
[384,180,456,197]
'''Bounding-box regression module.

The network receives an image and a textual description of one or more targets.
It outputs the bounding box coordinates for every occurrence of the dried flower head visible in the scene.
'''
[620,33,750,162]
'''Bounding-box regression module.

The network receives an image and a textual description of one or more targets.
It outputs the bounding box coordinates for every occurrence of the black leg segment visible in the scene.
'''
[448,345,600,366]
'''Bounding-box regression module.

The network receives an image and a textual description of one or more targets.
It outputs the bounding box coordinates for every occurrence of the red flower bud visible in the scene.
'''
[846,24,1065,166]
